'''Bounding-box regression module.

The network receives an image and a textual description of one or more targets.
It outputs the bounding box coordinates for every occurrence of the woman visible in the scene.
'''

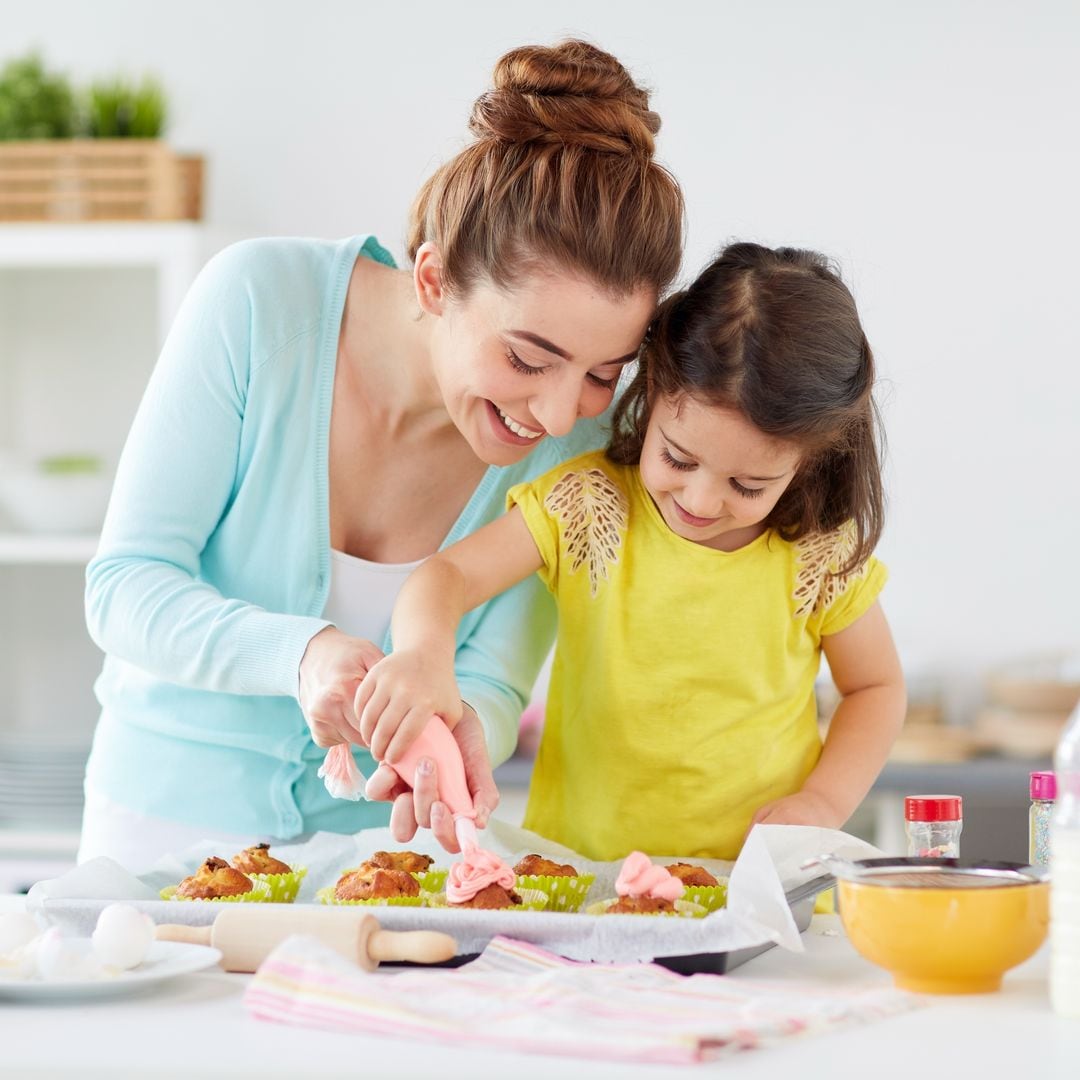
[79,40,684,870]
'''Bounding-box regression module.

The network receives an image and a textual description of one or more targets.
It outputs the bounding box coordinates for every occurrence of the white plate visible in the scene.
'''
[0,940,222,1000]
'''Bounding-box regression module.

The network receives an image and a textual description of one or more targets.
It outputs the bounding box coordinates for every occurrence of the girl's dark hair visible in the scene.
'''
[608,242,884,571]
[407,40,684,297]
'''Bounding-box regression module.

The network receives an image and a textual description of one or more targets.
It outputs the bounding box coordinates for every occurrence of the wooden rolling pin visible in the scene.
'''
[155,906,457,973]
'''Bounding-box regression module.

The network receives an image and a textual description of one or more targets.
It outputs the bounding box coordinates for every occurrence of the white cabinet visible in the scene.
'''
[0,223,203,858]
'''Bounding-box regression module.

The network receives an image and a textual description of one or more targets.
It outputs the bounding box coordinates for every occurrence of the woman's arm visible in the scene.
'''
[85,244,334,699]
[753,601,907,828]
[355,506,544,763]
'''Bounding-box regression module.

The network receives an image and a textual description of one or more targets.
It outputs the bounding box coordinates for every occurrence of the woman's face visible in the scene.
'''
[423,258,656,467]
[639,394,803,551]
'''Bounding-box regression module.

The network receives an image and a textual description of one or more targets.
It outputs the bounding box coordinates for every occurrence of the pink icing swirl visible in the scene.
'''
[615,851,685,902]
[446,847,516,904]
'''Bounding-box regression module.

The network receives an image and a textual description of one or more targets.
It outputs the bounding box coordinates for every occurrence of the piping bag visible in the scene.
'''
[379,715,481,854]
[375,716,515,902]
[319,719,478,853]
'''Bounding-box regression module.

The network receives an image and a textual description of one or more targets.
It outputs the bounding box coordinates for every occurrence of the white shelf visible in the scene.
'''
[0,222,203,346]
[0,533,98,564]
[0,221,200,267]
[0,827,80,857]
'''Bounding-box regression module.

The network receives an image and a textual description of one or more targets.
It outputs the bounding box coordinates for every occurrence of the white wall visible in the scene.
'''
[4,0,1079,721]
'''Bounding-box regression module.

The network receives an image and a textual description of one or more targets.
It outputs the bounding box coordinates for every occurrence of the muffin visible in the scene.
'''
[233,843,292,875]
[666,862,719,888]
[367,850,434,875]
[334,867,420,902]
[665,862,728,912]
[175,857,254,900]
[587,851,704,917]
[607,895,677,915]
[513,854,578,877]
[230,843,307,902]
[448,883,523,910]
[512,854,594,911]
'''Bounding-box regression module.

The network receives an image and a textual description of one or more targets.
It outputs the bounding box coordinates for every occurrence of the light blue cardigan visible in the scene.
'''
[84,235,613,837]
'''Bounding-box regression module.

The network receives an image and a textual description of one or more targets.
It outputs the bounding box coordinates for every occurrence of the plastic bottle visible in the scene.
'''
[1029,771,1056,867]
[1051,701,1080,1016]
[904,795,962,858]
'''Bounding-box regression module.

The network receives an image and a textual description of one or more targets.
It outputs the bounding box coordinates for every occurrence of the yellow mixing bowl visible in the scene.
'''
[837,862,1049,994]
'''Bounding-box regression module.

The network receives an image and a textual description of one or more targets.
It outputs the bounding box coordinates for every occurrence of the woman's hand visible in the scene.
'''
[297,627,385,748]
[363,706,500,853]
[749,789,848,830]
[353,649,464,765]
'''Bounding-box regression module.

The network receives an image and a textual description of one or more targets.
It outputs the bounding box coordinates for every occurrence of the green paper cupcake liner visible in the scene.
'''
[248,867,308,903]
[160,880,271,903]
[585,897,707,918]
[315,885,425,907]
[428,886,549,912]
[411,867,449,893]
[681,881,728,913]
[515,872,595,912]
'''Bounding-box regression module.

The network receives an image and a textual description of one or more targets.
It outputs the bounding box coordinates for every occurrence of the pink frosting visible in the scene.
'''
[615,851,685,902]
[446,847,516,904]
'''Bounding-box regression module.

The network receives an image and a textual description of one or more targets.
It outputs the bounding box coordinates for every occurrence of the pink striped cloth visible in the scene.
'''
[244,934,919,1064]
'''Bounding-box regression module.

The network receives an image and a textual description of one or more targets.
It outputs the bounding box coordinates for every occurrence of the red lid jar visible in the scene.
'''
[904,795,963,822]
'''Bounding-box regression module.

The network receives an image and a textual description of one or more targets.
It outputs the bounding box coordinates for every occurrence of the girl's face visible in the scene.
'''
[424,259,656,467]
[639,394,803,551]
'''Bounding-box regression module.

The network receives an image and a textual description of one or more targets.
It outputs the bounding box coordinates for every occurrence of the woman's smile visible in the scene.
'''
[485,399,547,445]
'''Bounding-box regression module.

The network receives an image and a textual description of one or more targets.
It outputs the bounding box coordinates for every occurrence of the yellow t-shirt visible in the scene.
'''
[507,450,887,861]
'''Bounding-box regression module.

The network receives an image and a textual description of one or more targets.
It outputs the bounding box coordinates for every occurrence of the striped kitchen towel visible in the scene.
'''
[244,934,919,1064]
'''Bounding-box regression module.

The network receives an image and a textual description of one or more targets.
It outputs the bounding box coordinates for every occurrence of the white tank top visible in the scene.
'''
[322,548,426,643]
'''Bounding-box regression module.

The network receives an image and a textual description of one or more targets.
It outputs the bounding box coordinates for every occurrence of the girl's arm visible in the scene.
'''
[752,601,906,828]
[355,505,544,764]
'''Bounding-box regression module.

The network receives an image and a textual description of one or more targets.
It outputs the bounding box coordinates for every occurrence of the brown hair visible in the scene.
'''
[609,242,885,571]
[407,40,684,297]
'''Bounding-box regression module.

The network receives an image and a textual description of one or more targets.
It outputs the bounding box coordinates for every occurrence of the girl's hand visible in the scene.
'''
[353,650,463,764]
[750,789,848,830]
[363,706,499,853]
[298,627,385,748]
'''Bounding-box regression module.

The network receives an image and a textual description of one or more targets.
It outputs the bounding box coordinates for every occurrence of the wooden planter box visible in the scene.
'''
[0,139,203,222]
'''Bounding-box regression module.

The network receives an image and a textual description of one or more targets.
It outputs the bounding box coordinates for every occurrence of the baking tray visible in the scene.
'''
[654,873,833,974]
[395,873,836,975]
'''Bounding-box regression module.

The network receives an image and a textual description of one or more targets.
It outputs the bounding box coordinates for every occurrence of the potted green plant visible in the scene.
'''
[86,76,167,139]
[0,53,77,140]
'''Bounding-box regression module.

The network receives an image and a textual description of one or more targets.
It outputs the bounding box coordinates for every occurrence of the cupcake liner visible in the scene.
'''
[315,885,425,907]
[681,881,728,913]
[248,867,308,903]
[585,897,707,918]
[411,867,449,893]
[515,872,595,912]
[428,887,549,912]
[160,880,271,903]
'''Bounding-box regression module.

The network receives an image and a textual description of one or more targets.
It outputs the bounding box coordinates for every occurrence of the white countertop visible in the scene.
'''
[2,908,1076,1079]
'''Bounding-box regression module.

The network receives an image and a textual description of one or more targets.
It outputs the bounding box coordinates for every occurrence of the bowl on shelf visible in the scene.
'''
[887,725,979,764]
[987,655,1080,714]
[0,455,111,535]
[835,859,1049,994]
[977,654,1080,758]
[974,706,1071,759]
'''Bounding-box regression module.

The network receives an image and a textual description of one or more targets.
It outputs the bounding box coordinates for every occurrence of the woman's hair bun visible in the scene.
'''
[469,40,660,156]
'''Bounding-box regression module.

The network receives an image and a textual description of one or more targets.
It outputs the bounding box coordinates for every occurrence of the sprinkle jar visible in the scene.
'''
[1029,771,1056,867]
[904,795,963,858]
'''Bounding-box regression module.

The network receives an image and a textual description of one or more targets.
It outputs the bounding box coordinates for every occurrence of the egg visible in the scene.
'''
[36,928,102,980]
[0,912,41,955]
[91,904,155,970]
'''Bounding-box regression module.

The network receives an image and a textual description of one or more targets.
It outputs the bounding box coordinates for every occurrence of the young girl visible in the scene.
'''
[355,242,906,860]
